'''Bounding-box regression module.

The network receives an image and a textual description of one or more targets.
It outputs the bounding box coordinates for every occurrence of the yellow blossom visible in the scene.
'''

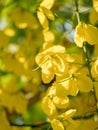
[35,45,67,83]
[74,22,98,47]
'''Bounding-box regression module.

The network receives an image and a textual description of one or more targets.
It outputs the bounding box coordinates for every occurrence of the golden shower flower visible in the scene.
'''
[35,45,67,83]
[74,22,98,47]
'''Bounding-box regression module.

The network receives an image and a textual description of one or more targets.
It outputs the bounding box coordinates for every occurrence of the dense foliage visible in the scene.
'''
[0,0,98,130]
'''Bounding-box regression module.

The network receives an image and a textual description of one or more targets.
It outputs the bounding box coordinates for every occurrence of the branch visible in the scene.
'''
[10,122,50,128]
[73,113,95,120]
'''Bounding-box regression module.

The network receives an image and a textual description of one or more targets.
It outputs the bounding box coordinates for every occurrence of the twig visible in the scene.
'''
[73,112,95,120]
[10,122,50,128]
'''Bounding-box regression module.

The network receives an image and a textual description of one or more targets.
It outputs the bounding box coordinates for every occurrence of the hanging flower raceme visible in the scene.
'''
[35,45,68,83]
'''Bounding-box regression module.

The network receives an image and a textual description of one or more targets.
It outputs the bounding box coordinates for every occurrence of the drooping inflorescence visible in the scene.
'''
[35,0,98,129]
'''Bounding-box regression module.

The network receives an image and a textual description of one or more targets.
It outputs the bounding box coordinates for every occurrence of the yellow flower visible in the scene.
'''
[53,96,69,109]
[89,8,98,25]
[60,109,76,120]
[37,0,55,28]
[74,22,98,47]
[76,74,93,92]
[91,58,98,78]
[35,45,67,83]
[55,73,93,97]
[41,96,57,119]
[51,119,64,130]
[40,0,55,9]
[93,0,98,12]
[51,109,76,130]
[55,79,79,97]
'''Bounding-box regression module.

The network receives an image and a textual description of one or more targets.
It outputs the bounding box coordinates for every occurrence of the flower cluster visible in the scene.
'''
[35,0,98,129]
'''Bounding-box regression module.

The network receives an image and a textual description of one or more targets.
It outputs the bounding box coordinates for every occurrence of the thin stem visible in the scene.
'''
[73,112,96,120]
[10,122,50,128]
[83,43,98,111]
[76,12,80,23]
[33,58,49,71]
[67,61,84,65]
[83,44,93,80]
[75,0,80,23]
[56,74,73,83]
